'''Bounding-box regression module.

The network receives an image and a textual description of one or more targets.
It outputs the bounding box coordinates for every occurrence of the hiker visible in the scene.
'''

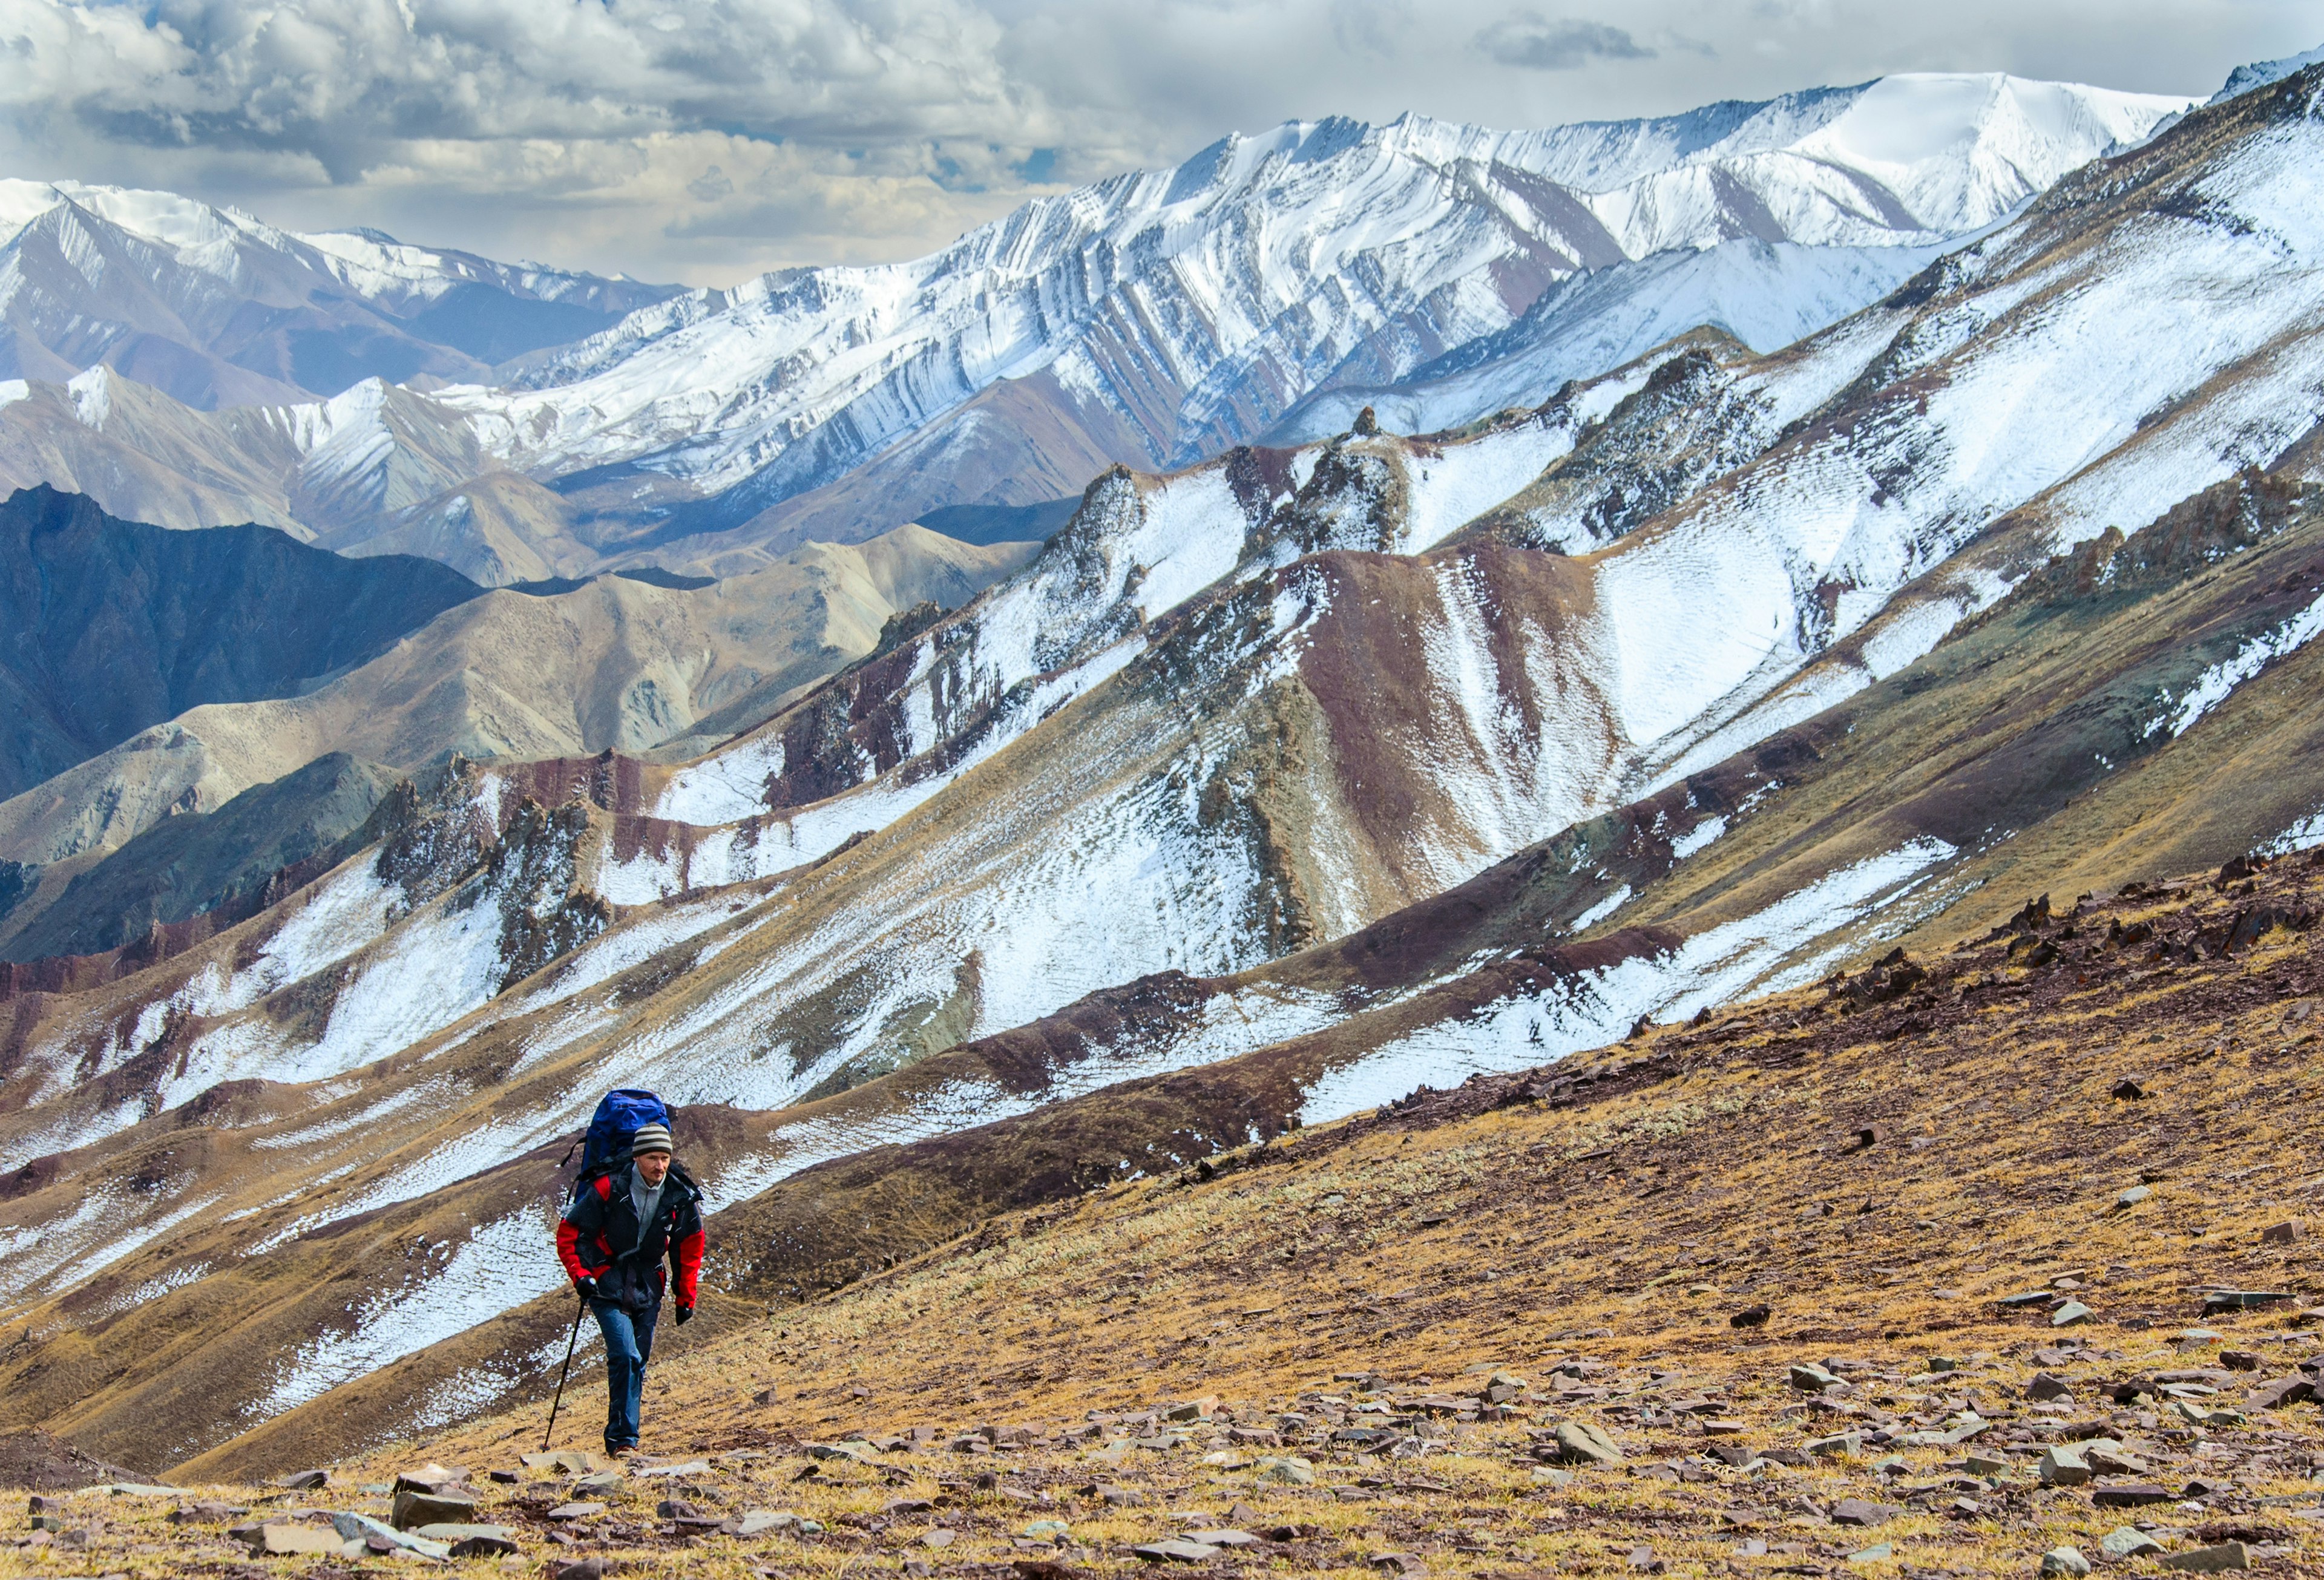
[554,1119,706,1454]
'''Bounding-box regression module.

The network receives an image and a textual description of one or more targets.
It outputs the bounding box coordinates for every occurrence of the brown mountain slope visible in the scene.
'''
[0,524,1036,877]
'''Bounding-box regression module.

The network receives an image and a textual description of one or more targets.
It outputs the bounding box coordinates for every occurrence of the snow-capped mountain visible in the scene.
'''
[3,60,2321,1478]
[446,73,2186,554]
[0,180,678,409]
[0,73,2187,582]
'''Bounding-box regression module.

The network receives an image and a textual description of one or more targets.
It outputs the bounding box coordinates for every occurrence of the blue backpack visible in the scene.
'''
[566,1089,671,1196]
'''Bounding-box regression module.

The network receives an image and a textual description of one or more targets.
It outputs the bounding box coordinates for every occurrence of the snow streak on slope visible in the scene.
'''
[1296,839,1959,1123]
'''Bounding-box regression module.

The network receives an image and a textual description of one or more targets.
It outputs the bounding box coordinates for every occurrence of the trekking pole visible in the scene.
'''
[540,1298,587,1452]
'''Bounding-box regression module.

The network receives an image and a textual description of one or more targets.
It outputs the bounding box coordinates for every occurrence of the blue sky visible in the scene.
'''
[2,0,2317,284]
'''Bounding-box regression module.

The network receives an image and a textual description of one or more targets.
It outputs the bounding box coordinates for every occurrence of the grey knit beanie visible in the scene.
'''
[629,1123,674,1158]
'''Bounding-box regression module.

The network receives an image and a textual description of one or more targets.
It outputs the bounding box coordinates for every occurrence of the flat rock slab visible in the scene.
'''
[2161,1544,2250,1572]
[2101,1528,2165,1559]
[521,1451,609,1473]
[1830,1498,1898,1527]
[2092,1483,2175,1507]
[391,1488,476,1529]
[331,1512,452,1559]
[1135,1538,1222,1562]
[1552,1421,1623,1465]
[251,1524,352,1556]
[634,1457,715,1477]
[548,1501,608,1521]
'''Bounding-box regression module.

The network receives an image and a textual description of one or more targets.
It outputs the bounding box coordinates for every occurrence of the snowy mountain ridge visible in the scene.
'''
[0,179,678,411]
[447,74,2188,510]
[0,71,2194,576]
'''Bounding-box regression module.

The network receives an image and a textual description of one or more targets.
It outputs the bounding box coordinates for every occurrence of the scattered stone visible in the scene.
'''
[1370,1551,1428,1575]
[391,1488,476,1530]
[1789,1363,1843,1391]
[1531,1467,1574,1487]
[520,1451,606,1473]
[2250,1376,2317,1408]
[333,1512,452,1559]
[635,1456,717,1476]
[1022,1519,1072,1541]
[2118,1187,2152,1208]
[1550,1422,1623,1465]
[2041,1546,2092,1576]
[1830,1498,1897,1527]
[733,1510,803,1535]
[1163,1396,1219,1422]
[277,1469,329,1490]
[2159,1543,2250,1572]
[1133,1538,1219,1563]
[1188,1529,1260,1548]
[2101,1527,2166,1559]
[1846,1544,1894,1565]
[247,1523,350,1557]
[2038,1446,2092,1486]
[1623,1546,1663,1573]
[393,1463,468,1495]
[921,1529,957,1549]
[547,1501,606,1521]
[1961,1455,2008,1476]
[551,1561,610,1580]
[2092,1483,2175,1507]
[2261,1221,2305,1245]
[2219,1349,2260,1371]
[421,1524,519,1556]
[1252,1456,1316,1486]
[169,1500,240,1524]
[1731,1303,1771,1328]
[1807,1432,1864,1458]
[2112,1080,2146,1100]
[487,1468,519,1484]
[2052,1301,2094,1326]
[2027,1372,2072,1401]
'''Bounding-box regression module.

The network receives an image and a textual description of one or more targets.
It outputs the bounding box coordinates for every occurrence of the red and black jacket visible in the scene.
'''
[556,1160,705,1311]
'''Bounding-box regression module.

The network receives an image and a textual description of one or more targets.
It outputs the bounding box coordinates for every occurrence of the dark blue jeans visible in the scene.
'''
[589,1296,660,1452]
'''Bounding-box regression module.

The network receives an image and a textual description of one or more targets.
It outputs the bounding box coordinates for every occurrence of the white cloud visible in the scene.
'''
[0,0,2313,285]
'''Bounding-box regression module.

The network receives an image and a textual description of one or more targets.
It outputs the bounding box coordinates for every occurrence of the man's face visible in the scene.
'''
[636,1150,671,1187]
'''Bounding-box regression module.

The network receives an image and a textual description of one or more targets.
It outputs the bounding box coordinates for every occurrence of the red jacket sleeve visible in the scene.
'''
[672,1227,704,1306]
[555,1219,588,1284]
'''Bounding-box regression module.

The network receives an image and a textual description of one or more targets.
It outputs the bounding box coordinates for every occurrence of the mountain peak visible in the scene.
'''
[2211,40,2324,104]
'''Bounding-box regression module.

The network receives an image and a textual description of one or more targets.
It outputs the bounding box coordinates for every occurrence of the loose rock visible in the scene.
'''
[1551,1421,1623,1465]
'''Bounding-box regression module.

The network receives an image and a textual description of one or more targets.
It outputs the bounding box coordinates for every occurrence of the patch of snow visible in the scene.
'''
[1670,815,1727,860]
[2146,590,2324,739]
[652,733,785,824]
[1567,884,1633,932]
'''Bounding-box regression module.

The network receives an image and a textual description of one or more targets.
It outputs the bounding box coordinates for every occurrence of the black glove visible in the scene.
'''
[675,1303,695,1326]
[574,1276,599,1301]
